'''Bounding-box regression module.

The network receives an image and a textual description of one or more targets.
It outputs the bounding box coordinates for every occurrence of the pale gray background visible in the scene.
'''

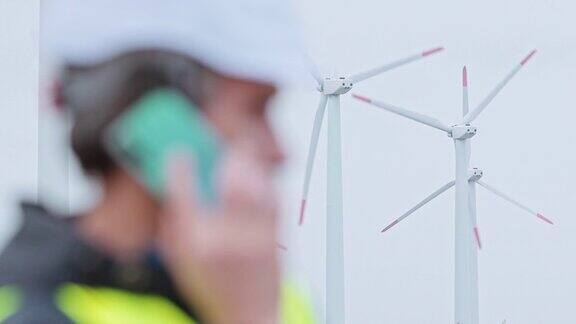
[0,0,39,246]
[1,0,575,323]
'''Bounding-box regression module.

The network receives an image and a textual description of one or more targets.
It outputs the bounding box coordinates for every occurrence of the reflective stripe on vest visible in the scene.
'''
[56,283,316,323]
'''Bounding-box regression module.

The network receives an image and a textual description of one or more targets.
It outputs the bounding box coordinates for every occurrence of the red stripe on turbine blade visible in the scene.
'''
[537,213,554,225]
[463,66,468,87]
[422,47,445,57]
[298,199,307,226]
[474,227,483,250]
[352,94,373,104]
[381,219,400,233]
[520,49,537,66]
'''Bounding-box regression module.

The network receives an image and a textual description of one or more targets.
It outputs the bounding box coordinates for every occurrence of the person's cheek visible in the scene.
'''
[255,120,285,169]
[204,108,240,143]
[204,100,282,168]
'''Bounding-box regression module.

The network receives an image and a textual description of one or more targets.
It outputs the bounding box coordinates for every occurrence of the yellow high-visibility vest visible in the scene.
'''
[0,286,21,322]
[55,283,316,324]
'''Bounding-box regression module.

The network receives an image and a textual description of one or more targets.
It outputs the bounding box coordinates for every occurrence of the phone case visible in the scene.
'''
[104,88,221,204]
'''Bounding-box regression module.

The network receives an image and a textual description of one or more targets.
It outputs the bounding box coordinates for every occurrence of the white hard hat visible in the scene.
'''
[44,0,306,85]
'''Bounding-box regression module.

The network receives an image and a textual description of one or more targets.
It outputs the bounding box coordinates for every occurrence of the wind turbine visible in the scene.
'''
[299,46,444,324]
[353,50,553,324]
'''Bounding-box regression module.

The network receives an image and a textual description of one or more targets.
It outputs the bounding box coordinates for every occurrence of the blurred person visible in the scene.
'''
[0,1,313,323]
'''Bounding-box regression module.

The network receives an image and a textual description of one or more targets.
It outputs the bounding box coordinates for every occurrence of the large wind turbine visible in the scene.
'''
[300,47,444,324]
[353,50,553,324]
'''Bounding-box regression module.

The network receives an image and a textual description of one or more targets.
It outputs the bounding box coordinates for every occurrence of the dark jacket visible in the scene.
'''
[0,202,199,323]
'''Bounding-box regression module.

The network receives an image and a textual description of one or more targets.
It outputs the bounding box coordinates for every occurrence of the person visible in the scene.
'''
[0,1,313,323]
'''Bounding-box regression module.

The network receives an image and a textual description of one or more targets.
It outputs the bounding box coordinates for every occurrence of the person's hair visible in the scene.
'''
[58,49,207,175]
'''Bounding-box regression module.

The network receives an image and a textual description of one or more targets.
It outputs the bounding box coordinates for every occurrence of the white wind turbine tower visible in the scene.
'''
[353,50,553,324]
[299,46,444,324]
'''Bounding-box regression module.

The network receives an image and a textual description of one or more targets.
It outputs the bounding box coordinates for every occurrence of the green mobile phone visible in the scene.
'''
[104,88,221,203]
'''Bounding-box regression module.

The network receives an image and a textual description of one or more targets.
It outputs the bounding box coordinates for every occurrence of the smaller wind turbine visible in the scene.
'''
[353,50,552,324]
[300,46,444,324]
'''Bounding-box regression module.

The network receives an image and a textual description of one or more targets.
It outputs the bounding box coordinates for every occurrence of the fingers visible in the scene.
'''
[166,151,199,219]
[160,152,202,257]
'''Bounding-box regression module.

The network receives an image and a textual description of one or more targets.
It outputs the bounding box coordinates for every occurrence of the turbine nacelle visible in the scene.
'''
[450,125,478,140]
[468,168,484,182]
[320,76,354,95]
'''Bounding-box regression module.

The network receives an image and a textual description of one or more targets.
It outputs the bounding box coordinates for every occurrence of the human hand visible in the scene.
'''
[158,142,280,324]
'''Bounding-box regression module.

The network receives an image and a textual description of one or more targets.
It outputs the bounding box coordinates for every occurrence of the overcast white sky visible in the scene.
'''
[0,0,39,243]
[2,0,576,323]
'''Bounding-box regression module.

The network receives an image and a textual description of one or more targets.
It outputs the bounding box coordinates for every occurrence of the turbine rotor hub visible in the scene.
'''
[449,124,477,140]
[321,76,354,95]
[468,168,484,182]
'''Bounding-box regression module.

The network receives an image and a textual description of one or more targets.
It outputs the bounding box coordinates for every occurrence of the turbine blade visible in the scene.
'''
[304,55,324,86]
[353,94,451,133]
[474,227,483,250]
[463,50,537,124]
[382,180,455,233]
[277,243,288,251]
[350,46,444,84]
[299,95,328,225]
[462,66,470,116]
[477,180,553,225]
[469,180,482,250]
